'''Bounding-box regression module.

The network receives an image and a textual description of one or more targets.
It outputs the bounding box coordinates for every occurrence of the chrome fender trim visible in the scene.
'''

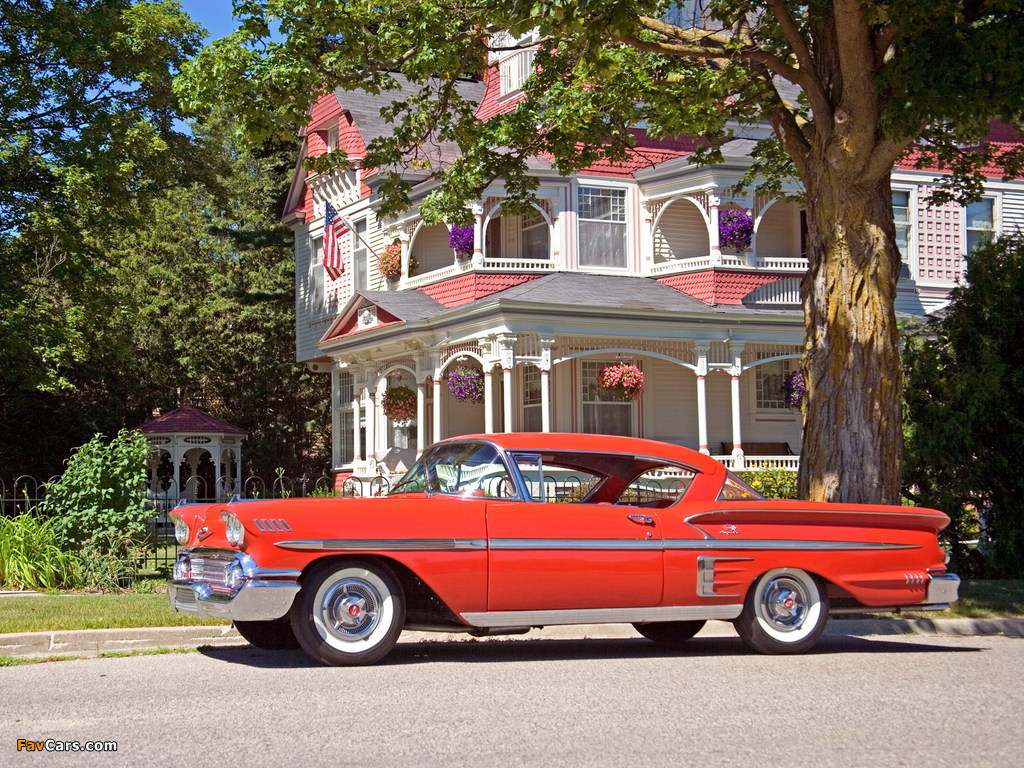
[459,604,742,628]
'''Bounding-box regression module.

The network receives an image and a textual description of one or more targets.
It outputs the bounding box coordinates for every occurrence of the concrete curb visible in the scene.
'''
[1,618,1020,659]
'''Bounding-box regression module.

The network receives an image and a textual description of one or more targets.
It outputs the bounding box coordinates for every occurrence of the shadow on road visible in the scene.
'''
[197,632,984,669]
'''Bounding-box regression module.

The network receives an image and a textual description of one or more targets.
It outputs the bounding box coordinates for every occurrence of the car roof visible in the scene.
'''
[437,432,725,476]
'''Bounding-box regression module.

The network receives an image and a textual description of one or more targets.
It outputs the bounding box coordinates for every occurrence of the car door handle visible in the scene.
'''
[627,514,655,526]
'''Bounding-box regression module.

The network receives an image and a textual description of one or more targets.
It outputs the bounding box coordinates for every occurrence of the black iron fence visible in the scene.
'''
[0,471,368,576]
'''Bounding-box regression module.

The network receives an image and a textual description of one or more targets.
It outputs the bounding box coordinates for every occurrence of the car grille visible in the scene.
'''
[187,550,237,592]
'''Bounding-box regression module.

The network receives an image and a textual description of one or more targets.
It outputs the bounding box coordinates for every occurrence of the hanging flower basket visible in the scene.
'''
[782,370,806,410]
[381,385,417,424]
[447,365,485,403]
[719,209,754,250]
[596,363,645,401]
[448,224,474,259]
[377,243,403,281]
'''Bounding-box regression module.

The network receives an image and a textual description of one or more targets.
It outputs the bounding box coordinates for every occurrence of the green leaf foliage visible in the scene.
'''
[0,510,80,590]
[43,429,151,551]
[903,235,1024,578]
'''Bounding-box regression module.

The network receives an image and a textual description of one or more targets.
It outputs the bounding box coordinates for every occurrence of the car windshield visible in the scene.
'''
[509,451,696,506]
[389,442,515,498]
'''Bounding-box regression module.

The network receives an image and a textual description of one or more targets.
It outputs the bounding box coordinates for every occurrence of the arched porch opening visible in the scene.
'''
[652,196,710,264]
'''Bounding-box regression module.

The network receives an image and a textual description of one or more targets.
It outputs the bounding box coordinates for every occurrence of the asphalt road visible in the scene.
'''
[3,631,1022,767]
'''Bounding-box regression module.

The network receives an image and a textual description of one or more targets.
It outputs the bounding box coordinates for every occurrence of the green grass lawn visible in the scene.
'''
[0,591,229,633]
[0,580,1020,634]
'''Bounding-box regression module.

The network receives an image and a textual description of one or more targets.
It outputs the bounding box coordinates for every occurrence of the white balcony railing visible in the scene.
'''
[400,257,557,290]
[648,254,808,277]
[715,454,800,471]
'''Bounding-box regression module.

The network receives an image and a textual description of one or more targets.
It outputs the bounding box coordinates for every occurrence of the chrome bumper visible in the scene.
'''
[169,550,300,621]
[923,572,961,606]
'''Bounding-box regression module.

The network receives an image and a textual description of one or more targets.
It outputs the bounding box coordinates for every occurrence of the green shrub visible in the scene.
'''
[738,469,799,499]
[44,429,152,587]
[0,510,81,590]
[45,429,151,549]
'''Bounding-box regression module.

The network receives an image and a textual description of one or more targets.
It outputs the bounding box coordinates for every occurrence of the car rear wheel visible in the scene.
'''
[233,617,299,650]
[291,559,406,666]
[734,568,829,654]
[632,620,706,645]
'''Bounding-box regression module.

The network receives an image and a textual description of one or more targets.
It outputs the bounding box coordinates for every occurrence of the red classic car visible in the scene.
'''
[168,433,959,666]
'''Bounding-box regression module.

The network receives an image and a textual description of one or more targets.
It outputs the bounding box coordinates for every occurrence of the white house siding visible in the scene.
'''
[413,223,456,274]
[643,357,698,448]
[293,221,337,363]
[741,374,802,449]
[653,199,708,262]
[755,201,802,260]
[998,182,1024,234]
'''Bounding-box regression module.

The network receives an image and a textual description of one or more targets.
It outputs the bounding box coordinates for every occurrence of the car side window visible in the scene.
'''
[510,453,602,503]
[615,466,695,508]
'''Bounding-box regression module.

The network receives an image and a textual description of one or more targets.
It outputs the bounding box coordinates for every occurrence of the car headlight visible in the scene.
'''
[169,513,189,545]
[222,511,245,547]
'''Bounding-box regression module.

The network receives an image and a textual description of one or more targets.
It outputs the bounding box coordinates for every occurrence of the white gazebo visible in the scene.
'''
[138,406,247,503]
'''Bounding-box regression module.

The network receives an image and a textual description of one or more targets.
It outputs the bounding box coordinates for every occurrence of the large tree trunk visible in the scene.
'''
[799,172,904,504]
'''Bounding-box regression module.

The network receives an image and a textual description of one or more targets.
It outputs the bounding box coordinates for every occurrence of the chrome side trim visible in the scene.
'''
[488,538,918,552]
[273,537,918,553]
[697,556,753,597]
[460,604,743,628]
[274,538,487,551]
[666,539,920,551]
[489,538,663,551]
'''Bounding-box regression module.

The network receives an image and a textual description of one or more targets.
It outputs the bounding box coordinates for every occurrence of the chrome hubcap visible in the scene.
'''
[761,577,808,631]
[322,579,380,640]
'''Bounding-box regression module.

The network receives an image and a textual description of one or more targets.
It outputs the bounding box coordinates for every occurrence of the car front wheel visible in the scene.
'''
[632,620,706,645]
[291,559,406,666]
[233,617,299,650]
[734,568,829,654]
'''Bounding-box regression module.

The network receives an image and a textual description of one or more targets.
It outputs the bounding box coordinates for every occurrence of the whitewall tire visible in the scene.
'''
[734,568,829,654]
[291,559,406,666]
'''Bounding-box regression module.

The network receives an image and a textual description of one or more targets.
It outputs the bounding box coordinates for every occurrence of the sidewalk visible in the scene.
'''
[2,618,1022,660]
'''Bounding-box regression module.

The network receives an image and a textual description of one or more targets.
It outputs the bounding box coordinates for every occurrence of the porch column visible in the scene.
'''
[708,192,722,264]
[432,377,442,442]
[364,387,376,462]
[695,343,710,454]
[730,375,743,453]
[352,396,362,462]
[502,368,513,432]
[540,369,552,432]
[540,336,556,433]
[483,368,495,434]
[729,342,746,468]
[416,379,427,455]
[212,439,223,500]
[496,334,517,433]
[470,201,484,268]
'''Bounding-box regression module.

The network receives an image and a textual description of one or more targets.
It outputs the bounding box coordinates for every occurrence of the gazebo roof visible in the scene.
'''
[138,407,247,436]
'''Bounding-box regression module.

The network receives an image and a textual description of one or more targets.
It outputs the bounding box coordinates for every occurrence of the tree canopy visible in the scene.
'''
[177,1,1024,504]
[904,235,1024,578]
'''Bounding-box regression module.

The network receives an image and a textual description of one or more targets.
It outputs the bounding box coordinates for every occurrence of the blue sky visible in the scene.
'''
[179,0,239,41]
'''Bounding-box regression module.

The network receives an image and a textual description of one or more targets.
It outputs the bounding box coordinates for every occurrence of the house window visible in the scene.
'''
[327,125,339,152]
[522,365,542,432]
[336,371,355,465]
[755,359,796,411]
[892,190,912,278]
[310,236,326,311]
[499,49,536,96]
[580,360,634,436]
[352,218,368,291]
[578,186,627,268]
[965,198,994,255]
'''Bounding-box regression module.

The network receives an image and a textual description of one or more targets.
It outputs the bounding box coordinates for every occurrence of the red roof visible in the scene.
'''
[138,407,246,436]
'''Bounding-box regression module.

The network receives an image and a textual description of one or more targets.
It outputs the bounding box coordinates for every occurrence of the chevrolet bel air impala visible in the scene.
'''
[168,433,959,666]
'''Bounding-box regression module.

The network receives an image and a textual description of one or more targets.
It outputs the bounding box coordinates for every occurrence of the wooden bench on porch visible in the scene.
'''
[720,442,796,455]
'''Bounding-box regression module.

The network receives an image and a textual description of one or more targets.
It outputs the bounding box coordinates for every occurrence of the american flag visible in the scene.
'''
[322,201,350,281]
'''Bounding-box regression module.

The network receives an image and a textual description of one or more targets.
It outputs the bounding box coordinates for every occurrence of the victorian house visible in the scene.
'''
[282,49,1024,485]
